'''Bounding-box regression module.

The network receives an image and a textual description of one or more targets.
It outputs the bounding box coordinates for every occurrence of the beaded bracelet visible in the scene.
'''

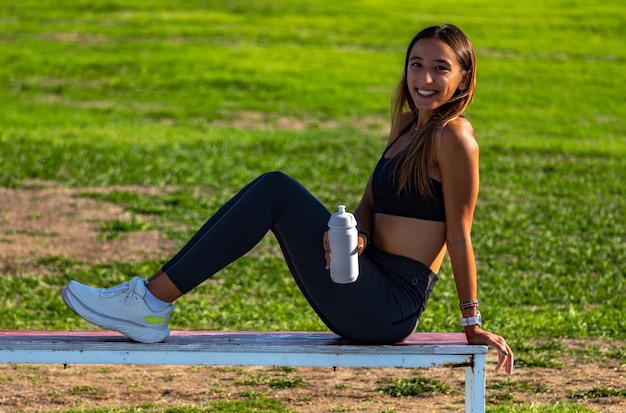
[459,299,479,311]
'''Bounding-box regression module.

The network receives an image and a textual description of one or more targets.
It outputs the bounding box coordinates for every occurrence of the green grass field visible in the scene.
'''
[1,0,625,412]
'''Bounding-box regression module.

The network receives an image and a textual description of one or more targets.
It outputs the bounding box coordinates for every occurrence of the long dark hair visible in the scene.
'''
[390,24,477,198]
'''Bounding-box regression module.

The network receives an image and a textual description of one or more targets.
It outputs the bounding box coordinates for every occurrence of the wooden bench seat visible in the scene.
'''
[0,330,487,412]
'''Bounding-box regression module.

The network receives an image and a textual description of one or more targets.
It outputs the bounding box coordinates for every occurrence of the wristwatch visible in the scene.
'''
[460,310,482,327]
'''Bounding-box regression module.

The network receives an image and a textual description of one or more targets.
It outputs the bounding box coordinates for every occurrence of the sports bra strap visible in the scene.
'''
[383,117,417,156]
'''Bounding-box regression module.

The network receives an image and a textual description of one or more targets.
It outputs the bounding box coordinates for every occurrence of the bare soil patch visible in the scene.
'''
[211,111,388,133]
[0,182,624,412]
[0,180,177,275]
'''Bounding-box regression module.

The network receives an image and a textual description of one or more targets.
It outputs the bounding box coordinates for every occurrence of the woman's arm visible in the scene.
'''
[355,111,416,245]
[437,118,514,375]
[353,172,375,248]
[438,119,479,317]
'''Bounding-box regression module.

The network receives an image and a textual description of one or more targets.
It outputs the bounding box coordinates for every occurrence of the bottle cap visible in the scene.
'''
[328,205,356,228]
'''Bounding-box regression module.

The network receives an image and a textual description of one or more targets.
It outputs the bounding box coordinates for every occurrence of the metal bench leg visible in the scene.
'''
[465,353,486,413]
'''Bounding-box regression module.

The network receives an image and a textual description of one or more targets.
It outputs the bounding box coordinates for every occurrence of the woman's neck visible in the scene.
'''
[416,110,433,129]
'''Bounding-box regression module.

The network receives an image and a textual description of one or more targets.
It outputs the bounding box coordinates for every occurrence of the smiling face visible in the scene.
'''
[406,37,468,117]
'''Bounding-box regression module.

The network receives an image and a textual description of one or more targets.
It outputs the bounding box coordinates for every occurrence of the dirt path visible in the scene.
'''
[0,183,624,412]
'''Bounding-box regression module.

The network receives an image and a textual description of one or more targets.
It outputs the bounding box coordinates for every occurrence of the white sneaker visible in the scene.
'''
[62,277,173,343]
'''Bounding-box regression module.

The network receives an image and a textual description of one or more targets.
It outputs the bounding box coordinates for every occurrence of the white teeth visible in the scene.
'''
[418,89,436,96]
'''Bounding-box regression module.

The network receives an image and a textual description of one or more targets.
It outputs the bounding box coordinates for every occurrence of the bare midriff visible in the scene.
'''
[371,213,447,273]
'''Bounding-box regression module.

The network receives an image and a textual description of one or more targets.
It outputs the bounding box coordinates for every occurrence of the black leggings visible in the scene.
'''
[162,171,438,344]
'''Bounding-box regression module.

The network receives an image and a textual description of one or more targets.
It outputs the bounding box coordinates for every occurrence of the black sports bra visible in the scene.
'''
[371,120,446,222]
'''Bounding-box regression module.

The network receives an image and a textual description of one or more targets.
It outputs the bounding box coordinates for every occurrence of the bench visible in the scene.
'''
[0,330,487,412]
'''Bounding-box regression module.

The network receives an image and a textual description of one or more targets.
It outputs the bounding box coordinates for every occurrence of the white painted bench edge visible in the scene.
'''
[0,330,487,413]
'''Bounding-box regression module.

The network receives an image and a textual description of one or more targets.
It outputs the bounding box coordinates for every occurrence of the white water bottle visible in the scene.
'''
[327,205,359,284]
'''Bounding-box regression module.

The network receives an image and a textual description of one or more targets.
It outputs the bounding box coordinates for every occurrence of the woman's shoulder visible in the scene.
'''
[439,116,477,152]
[432,117,478,168]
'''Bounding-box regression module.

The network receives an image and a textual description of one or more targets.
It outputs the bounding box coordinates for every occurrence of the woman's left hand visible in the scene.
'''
[323,231,331,270]
[464,326,514,375]
[323,231,367,270]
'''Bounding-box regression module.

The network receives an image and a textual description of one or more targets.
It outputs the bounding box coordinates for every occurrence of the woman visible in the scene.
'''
[63,24,513,375]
